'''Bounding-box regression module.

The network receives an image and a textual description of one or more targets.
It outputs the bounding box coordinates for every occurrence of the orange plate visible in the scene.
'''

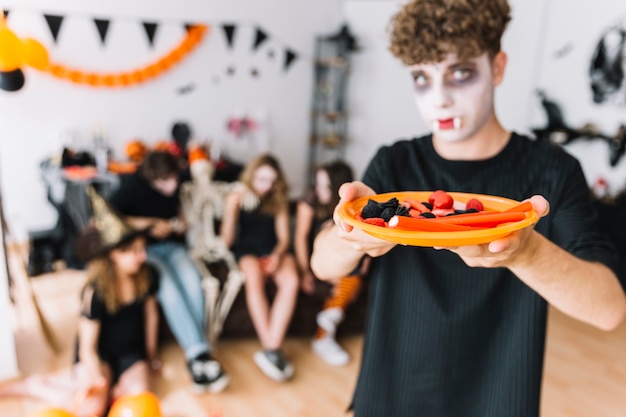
[337,191,539,247]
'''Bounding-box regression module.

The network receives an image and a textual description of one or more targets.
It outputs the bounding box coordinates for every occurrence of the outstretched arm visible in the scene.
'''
[311,181,396,280]
[447,196,626,331]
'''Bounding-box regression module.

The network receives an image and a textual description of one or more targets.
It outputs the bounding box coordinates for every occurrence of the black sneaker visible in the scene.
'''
[188,352,230,393]
[253,349,294,382]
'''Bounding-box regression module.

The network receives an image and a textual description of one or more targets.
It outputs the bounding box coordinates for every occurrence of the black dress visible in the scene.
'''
[232,207,278,260]
[77,270,158,383]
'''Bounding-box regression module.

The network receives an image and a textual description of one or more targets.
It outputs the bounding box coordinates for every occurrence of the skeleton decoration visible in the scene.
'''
[180,145,259,344]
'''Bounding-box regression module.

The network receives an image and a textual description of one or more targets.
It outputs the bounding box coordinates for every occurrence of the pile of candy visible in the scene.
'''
[357,190,530,231]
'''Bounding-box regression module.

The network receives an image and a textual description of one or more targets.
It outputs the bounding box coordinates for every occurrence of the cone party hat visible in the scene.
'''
[86,185,136,247]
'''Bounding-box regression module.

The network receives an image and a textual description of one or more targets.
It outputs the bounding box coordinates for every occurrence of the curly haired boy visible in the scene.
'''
[311,1,625,416]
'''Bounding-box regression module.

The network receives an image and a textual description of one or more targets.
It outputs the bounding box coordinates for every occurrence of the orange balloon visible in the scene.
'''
[22,38,49,70]
[159,55,176,70]
[0,26,24,71]
[85,72,103,87]
[49,64,67,78]
[179,42,194,54]
[67,69,84,83]
[118,73,132,86]
[169,47,184,62]
[144,64,160,78]
[107,392,162,417]
[27,408,75,417]
[130,70,146,84]
[101,74,118,87]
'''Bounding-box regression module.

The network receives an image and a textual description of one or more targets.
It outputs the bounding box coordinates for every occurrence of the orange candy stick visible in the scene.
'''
[503,201,533,213]
[429,211,527,227]
[388,215,482,231]
[404,198,431,213]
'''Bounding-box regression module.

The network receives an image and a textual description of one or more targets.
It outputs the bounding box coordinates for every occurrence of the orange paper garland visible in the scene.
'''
[42,24,208,87]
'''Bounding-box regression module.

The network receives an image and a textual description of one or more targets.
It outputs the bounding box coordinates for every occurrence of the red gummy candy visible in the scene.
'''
[362,217,386,227]
[433,192,454,209]
[466,198,484,211]
[428,190,446,205]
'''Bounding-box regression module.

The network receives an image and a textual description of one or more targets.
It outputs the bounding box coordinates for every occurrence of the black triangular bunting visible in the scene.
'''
[284,49,298,72]
[44,14,64,43]
[142,22,158,46]
[222,24,237,48]
[3,10,9,19]
[94,19,110,45]
[253,27,268,51]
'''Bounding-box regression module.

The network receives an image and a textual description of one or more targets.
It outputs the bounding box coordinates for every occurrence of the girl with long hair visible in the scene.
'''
[0,189,159,417]
[294,160,368,366]
[220,154,299,382]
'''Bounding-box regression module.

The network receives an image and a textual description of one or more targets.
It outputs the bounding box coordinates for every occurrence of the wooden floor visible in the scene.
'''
[2,251,626,416]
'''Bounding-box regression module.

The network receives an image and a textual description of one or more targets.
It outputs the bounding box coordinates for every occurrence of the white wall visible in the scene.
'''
[341,1,422,180]
[0,0,343,239]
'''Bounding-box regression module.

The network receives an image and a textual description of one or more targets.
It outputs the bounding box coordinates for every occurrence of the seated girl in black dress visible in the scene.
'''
[0,187,160,417]
[220,154,300,382]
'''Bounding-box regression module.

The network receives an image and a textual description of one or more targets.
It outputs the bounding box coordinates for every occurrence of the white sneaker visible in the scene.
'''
[316,307,344,336]
[312,336,350,366]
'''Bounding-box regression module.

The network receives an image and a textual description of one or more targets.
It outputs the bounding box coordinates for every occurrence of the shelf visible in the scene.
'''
[310,111,347,121]
[309,134,344,148]
[315,58,349,68]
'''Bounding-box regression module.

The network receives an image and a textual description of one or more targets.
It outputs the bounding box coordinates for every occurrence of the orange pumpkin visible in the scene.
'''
[125,140,147,162]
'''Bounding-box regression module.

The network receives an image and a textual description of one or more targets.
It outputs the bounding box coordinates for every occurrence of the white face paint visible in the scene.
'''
[252,165,278,197]
[315,169,332,205]
[409,53,496,143]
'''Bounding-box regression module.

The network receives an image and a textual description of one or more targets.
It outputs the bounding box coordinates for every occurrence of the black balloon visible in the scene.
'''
[0,68,25,92]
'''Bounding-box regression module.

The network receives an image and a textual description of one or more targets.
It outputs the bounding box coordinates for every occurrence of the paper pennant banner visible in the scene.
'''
[184,23,198,33]
[284,49,297,71]
[142,22,158,46]
[44,14,64,43]
[94,18,110,45]
[222,24,236,48]
[253,27,268,51]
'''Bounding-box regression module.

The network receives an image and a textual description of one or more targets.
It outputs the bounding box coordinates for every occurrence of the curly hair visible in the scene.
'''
[85,238,151,314]
[239,153,289,216]
[389,0,512,65]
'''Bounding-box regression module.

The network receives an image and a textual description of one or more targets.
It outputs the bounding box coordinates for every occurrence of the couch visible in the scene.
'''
[206,261,370,339]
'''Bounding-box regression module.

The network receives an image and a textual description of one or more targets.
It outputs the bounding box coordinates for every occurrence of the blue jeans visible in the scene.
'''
[147,241,210,360]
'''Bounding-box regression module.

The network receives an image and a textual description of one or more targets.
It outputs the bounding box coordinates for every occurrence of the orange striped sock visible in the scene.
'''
[323,275,362,311]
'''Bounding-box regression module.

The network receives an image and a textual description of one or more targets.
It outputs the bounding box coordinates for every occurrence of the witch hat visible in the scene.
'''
[75,186,146,262]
